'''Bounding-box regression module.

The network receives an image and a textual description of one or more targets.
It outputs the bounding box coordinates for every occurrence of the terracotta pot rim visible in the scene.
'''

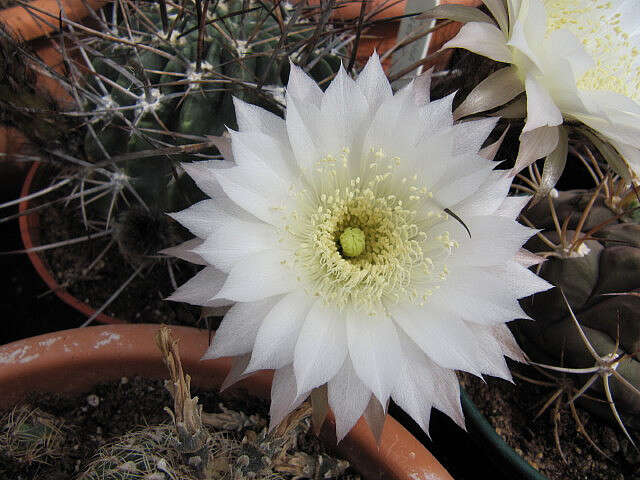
[0,0,109,42]
[19,162,123,324]
[0,324,454,480]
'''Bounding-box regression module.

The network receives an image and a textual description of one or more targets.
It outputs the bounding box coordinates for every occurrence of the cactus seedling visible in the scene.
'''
[0,405,68,465]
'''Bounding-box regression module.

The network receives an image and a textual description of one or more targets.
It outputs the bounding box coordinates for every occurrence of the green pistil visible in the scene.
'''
[340,227,365,257]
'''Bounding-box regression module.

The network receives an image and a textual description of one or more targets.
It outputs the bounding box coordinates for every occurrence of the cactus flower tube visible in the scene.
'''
[165,53,551,441]
[442,0,640,179]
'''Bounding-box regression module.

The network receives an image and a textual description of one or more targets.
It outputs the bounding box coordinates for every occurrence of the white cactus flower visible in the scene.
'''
[443,0,640,180]
[164,53,551,442]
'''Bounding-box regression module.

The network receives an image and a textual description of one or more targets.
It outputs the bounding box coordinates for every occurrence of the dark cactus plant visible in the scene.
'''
[514,161,640,439]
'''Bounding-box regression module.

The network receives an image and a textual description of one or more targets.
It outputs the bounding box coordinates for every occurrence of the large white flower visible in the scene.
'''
[164,53,551,441]
[442,0,640,179]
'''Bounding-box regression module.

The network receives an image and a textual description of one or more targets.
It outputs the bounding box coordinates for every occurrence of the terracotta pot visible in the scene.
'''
[0,0,108,41]
[324,0,483,72]
[0,126,29,156]
[0,324,455,480]
[0,126,32,198]
[426,0,483,71]
[19,162,123,324]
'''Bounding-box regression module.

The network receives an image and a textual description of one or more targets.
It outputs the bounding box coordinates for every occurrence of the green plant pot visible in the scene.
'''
[460,388,548,480]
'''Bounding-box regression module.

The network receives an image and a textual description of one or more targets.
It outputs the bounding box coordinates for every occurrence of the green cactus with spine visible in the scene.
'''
[515,175,640,432]
[83,0,342,217]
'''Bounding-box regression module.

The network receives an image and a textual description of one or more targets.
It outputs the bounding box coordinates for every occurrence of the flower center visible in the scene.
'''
[545,0,640,102]
[339,227,365,257]
[283,148,458,313]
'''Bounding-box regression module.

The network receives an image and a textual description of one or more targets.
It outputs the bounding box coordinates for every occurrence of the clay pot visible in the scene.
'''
[0,0,108,41]
[19,162,123,324]
[427,0,483,71]
[0,323,455,480]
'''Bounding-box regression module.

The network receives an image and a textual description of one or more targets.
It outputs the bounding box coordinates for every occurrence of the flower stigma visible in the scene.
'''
[340,227,365,257]
[282,147,459,314]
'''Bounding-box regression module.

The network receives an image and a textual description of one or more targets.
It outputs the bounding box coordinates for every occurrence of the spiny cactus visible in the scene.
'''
[79,423,206,480]
[514,156,640,438]
[5,0,348,324]
[82,0,343,216]
[0,405,68,465]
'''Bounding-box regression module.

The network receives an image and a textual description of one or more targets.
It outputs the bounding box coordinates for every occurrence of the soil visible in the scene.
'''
[30,164,213,327]
[459,364,640,480]
[0,376,361,480]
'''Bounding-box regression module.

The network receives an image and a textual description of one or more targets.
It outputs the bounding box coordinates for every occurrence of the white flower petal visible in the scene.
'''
[507,0,547,69]
[194,217,278,273]
[328,357,372,443]
[229,130,297,185]
[355,51,393,115]
[389,302,484,375]
[393,329,465,433]
[233,96,288,141]
[363,84,418,159]
[454,66,524,120]
[448,261,552,304]
[319,65,369,155]
[547,29,594,80]
[202,295,282,359]
[363,396,387,443]
[168,197,257,240]
[285,89,322,174]
[523,74,563,132]
[294,300,348,395]
[431,162,496,208]
[453,117,500,157]
[448,215,538,267]
[166,266,230,307]
[418,93,455,137]
[287,62,323,108]
[346,310,401,407]
[455,171,513,218]
[442,22,512,63]
[160,238,206,265]
[430,283,529,325]
[495,195,531,219]
[220,353,251,391]
[466,322,515,380]
[486,323,527,362]
[269,365,309,431]
[245,292,314,373]
[181,160,235,198]
[214,166,284,225]
[213,249,296,302]
[513,125,560,173]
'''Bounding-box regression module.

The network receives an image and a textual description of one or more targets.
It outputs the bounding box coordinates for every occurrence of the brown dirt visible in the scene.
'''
[32,169,210,327]
[459,364,640,480]
[0,377,360,480]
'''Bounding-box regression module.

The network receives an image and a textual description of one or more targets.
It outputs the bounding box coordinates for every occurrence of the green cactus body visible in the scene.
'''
[77,0,344,262]
[84,0,341,213]
[518,188,640,427]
